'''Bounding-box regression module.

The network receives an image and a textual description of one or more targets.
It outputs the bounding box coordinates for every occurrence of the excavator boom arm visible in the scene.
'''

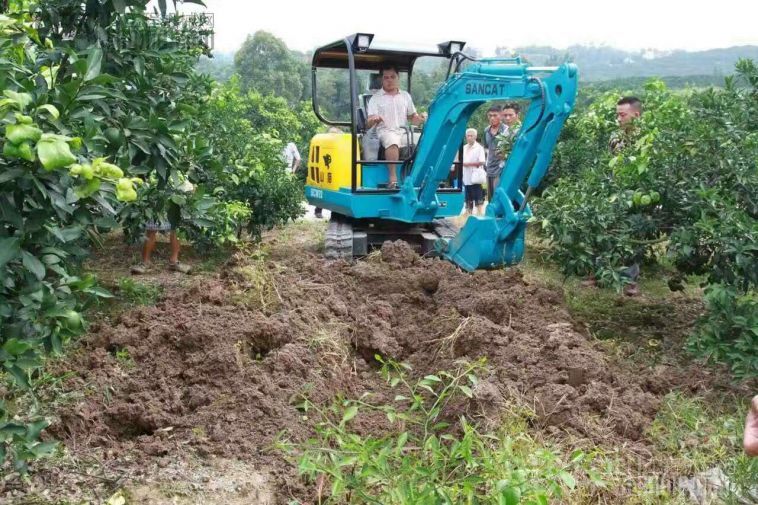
[404,59,578,270]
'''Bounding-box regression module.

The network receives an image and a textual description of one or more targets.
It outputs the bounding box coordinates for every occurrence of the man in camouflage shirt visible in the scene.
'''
[614,96,643,295]
[496,102,522,169]
[609,96,642,153]
[583,96,644,295]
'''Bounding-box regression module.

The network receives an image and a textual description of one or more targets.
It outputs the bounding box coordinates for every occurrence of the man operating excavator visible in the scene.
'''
[366,65,427,188]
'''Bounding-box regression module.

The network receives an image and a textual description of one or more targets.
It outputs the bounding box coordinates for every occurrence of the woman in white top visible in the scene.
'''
[460,128,486,215]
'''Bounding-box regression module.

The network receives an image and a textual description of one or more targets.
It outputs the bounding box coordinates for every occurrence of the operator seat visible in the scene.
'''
[359,73,382,161]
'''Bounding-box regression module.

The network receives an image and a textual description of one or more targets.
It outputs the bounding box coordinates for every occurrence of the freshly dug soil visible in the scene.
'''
[40,238,744,503]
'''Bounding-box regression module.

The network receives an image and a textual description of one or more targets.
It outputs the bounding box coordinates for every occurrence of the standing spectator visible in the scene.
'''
[615,96,643,296]
[282,141,301,174]
[131,179,195,275]
[500,102,521,134]
[459,128,486,215]
[582,96,644,295]
[610,96,642,153]
[496,102,522,177]
[482,105,505,203]
[130,222,191,275]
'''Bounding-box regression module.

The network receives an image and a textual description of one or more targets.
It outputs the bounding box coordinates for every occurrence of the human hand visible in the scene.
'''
[368,115,383,127]
[745,395,758,457]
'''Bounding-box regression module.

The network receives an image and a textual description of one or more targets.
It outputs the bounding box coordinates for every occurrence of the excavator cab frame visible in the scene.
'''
[310,33,466,196]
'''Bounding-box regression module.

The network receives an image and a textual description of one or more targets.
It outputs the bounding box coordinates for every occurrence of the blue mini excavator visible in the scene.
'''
[305,34,577,271]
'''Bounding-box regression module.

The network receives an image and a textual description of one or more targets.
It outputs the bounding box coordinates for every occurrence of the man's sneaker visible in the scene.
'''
[623,282,640,297]
[169,261,192,274]
[130,263,148,275]
[580,276,597,288]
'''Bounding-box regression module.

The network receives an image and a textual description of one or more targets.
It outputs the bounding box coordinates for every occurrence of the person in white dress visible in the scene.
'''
[460,128,486,216]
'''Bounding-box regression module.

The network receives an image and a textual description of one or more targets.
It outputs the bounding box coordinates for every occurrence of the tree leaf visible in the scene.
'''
[35,104,60,119]
[0,422,28,437]
[30,441,58,458]
[84,286,114,298]
[2,90,32,109]
[559,471,577,490]
[84,47,103,82]
[4,363,30,390]
[395,431,408,453]
[0,168,25,184]
[25,419,49,440]
[0,237,21,269]
[499,486,521,505]
[111,0,126,14]
[341,405,358,424]
[21,250,46,280]
[36,134,77,170]
[2,338,33,356]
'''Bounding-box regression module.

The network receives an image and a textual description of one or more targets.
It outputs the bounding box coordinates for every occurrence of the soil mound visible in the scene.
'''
[51,239,724,500]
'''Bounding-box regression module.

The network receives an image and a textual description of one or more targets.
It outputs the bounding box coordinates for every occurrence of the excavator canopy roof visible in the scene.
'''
[312,33,465,72]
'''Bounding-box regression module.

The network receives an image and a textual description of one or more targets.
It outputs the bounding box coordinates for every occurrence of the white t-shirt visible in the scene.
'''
[460,142,485,186]
[282,142,301,172]
[367,88,416,132]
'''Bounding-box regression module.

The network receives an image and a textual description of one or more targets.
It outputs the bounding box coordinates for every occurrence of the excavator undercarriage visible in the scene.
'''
[324,215,459,260]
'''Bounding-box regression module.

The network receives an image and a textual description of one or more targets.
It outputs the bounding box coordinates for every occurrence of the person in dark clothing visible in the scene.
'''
[482,105,505,203]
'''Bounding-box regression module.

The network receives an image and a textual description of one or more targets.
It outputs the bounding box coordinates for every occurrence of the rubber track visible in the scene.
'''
[324,216,353,260]
[433,219,460,240]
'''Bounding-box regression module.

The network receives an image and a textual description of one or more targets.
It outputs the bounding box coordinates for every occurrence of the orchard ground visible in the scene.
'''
[2,217,756,505]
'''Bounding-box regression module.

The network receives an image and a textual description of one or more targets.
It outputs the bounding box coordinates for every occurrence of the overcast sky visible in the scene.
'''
[179,0,758,55]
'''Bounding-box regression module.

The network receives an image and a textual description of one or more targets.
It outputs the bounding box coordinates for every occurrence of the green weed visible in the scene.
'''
[117,277,162,306]
[279,358,595,504]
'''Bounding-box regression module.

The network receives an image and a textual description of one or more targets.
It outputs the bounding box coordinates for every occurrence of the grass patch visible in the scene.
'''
[229,249,281,312]
[116,277,163,306]
[193,247,230,273]
[646,392,757,502]
[519,235,704,363]
[267,218,327,254]
[114,347,135,369]
[307,325,351,368]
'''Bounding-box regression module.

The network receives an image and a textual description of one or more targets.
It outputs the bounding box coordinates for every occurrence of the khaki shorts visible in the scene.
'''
[377,128,408,149]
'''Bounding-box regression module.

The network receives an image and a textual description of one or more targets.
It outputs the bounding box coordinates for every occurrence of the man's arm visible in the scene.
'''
[291,144,301,172]
[367,95,382,129]
[367,115,383,128]
[746,395,758,457]
[477,144,485,166]
[406,92,426,126]
[409,111,427,126]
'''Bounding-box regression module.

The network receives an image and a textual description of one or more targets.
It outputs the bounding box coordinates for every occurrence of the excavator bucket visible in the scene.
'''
[437,206,530,271]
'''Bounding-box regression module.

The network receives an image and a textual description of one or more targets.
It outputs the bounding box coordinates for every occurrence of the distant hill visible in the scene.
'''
[504,45,758,82]
[200,44,758,90]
